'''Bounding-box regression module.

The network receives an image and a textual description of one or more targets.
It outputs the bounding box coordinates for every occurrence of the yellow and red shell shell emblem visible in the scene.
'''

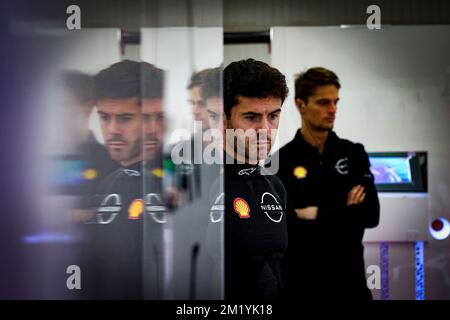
[293,166,308,179]
[233,197,250,219]
[83,168,98,180]
[128,198,144,219]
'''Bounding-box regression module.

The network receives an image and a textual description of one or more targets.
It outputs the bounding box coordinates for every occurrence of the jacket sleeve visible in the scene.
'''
[348,143,380,228]
[316,143,380,229]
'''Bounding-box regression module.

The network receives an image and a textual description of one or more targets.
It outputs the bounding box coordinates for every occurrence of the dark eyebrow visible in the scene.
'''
[143,112,164,117]
[269,108,282,115]
[207,110,219,115]
[317,98,339,103]
[241,112,262,116]
[97,111,135,117]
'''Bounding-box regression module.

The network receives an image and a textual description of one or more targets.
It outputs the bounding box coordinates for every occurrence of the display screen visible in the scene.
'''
[369,156,412,184]
[368,152,427,192]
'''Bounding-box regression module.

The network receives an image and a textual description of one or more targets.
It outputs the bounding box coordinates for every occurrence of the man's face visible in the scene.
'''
[206,97,223,130]
[189,86,209,130]
[143,98,165,161]
[97,98,143,167]
[224,96,281,162]
[299,84,339,131]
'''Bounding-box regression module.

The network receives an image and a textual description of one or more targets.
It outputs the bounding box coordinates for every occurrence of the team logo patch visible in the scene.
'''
[95,193,121,225]
[238,167,257,176]
[260,192,284,223]
[128,198,144,219]
[83,168,98,180]
[151,167,164,178]
[233,197,250,219]
[210,192,224,223]
[293,166,308,179]
[145,193,168,223]
[335,158,349,175]
[123,169,141,177]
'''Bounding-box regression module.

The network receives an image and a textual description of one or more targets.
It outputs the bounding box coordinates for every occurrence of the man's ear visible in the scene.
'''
[295,98,306,114]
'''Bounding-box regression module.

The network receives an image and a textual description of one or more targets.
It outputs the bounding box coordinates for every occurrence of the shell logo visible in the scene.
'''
[233,197,250,219]
[293,166,307,179]
[151,168,164,178]
[128,198,144,219]
[83,168,98,180]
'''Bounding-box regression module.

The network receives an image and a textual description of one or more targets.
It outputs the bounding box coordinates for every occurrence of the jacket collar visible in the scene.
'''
[121,161,143,176]
[224,151,261,177]
[294,129,338,156]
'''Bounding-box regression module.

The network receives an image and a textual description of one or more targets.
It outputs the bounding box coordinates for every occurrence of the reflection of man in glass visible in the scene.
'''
[83,60,165,299]
[202,67,223,131]
[168,69,220,205]
[59,71,118,188]
[188,70,211,131]
[188,69,214,130]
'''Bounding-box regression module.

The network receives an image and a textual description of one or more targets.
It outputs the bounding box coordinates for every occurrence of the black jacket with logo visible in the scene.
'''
[83,158,165,299]
[224,161,288,300]
[273,129,380,299]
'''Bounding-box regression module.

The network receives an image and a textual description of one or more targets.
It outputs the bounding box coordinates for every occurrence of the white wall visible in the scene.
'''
[224,43,271,66]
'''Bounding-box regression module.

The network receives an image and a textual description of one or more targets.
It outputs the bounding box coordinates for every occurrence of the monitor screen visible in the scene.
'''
[370,156,412,184]
[368,152,427,192]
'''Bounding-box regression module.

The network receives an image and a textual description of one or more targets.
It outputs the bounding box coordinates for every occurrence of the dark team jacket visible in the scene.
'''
[224,161,288,300]
[273,129,380,297]
[76,132,119,183]
[53,132,118,198]
[83,158,165,299]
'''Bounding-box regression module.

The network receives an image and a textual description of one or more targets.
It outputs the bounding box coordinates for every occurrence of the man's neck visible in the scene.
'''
[120,158,142,168]
[223,145,258,166]
[300,125,329,154]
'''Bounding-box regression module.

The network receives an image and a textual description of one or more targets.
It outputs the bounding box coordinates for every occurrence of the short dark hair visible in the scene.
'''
[294,67,340,103]
[201,67,222,101]
[187,69,210,90]
[223,59,288,118]
[60,71,94,104]
[94,60,164,101]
